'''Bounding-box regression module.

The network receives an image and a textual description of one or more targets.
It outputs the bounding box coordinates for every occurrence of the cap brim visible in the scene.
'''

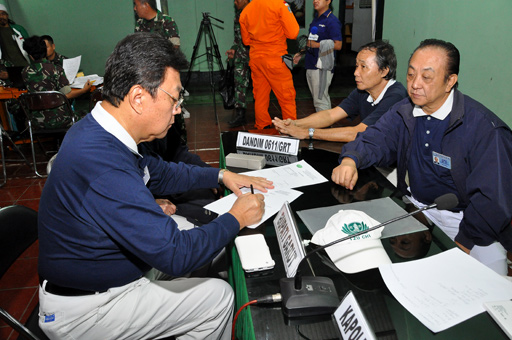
[325,239,391,274]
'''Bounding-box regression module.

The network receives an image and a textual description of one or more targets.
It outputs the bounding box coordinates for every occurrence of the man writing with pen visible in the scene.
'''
[22,35,92,130]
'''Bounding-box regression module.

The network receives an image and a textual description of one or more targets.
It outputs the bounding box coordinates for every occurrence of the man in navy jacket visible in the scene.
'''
[333,39,512,274]
[37,33,272,340]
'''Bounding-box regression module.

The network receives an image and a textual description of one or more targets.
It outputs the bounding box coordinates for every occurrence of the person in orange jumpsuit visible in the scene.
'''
[240,0,299,129]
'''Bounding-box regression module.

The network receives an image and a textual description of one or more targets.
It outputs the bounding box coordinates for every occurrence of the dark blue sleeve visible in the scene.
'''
[326,15,342,41]
[361,82,408,126]
[338,88,362,119]
[85,167,239,277]
[455,125,512,251]
[340,100,406,168]
[141,152,219,197]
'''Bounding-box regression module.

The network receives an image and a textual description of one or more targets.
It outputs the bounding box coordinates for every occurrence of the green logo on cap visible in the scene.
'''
[341,221,369,235]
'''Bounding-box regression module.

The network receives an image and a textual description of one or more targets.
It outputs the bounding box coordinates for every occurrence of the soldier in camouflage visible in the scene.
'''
[22,36,91,130]
[134,0,180,48]
[42,35,67,67]
[225,0,251,128]
[134,0,187,148]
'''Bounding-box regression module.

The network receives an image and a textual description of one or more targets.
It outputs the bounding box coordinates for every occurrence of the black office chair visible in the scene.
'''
[89,87,103,112]
[18,91,75,177]
[0,205,49,340]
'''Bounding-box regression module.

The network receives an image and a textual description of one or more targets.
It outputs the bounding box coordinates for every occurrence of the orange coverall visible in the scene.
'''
[240,0,299,129]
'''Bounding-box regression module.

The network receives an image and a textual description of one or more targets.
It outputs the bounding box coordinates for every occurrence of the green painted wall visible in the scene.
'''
[1,0,342,76]
[383,0,512,126]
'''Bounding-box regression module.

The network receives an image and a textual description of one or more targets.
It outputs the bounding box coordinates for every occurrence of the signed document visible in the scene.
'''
[379,248,512,333]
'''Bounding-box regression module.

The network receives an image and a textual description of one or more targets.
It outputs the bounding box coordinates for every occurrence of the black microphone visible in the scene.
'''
[280,193,459,318]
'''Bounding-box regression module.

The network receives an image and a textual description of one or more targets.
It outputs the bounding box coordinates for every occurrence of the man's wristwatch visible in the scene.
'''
[308,128,315,139]
[218,168,229,185]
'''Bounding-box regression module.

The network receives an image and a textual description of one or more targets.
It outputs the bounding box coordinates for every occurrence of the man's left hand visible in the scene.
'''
[156,198,177,216]
[273,117,307,139]
[222,171,274,196]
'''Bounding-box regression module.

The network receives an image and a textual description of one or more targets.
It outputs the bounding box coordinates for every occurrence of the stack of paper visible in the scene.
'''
[70,74,103,89]
[204,160,328,229]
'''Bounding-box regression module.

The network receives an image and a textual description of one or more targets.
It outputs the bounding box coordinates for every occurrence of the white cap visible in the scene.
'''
[0,5,7,13]
[311,210,391,273]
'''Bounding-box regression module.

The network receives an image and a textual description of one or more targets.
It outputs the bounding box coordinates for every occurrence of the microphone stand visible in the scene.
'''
[280,193,458,318]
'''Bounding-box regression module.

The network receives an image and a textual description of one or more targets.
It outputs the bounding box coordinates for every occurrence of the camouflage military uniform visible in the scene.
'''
[232,10,250,109]
[49,52,67,67]
[22,60,76,130]
[135,10,180,47]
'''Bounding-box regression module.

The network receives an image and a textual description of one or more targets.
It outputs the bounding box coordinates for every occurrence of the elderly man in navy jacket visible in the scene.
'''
[333,39,512,275]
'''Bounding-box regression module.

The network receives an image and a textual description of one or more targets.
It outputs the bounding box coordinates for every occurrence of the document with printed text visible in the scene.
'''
[379,248,512,333]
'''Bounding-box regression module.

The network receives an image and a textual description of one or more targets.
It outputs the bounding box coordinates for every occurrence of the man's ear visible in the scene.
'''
[381,66,389,79]
[128,85,145,115]
[446,74,458,92]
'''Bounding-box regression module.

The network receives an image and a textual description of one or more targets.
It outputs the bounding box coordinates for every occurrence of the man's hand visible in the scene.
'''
[222,171,274,196]
[455,241,471,254]
[226,49,235,59]
[156,198,177,216]
[332,157,358,190]
[229,192,265,229]
[293,52,302,65]
[272,117,308,139]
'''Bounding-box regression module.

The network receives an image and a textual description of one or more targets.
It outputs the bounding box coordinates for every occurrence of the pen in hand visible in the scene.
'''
[250,184,254,194]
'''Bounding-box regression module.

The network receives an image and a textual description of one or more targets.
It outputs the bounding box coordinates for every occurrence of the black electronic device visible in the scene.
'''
[280,193,459,318]
[6,66,26,89]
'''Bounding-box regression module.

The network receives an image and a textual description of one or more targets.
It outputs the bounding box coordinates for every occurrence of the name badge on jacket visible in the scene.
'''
[432,151,451,169]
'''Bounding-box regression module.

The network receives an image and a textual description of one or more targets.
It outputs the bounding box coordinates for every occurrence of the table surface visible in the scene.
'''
[221,131,507,340]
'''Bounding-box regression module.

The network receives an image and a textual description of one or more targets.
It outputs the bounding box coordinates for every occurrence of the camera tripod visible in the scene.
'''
[184,12,225,125]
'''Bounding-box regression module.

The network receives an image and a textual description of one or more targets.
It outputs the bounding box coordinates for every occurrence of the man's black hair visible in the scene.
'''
[102,33,189,107]
[410,38,460,89]
[139,0,157,11]
[41,35,54,44]
[359,40,397,80]
[23,36,47,61]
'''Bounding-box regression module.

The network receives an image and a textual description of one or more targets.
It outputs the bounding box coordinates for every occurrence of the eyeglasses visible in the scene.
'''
[158,87,184,112]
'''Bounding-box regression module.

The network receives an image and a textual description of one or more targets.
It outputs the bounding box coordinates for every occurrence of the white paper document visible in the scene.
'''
[241,160,328,189]
[484,300,512,338]
[204,160,326,228]
[379,248,512,333]
[62,56,81,85]
[71,74,104,88]
[204,187,302,229]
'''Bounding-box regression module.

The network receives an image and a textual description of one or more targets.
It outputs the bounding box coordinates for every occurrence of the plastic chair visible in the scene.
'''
[0,205,49,340]
[18,91,75,177]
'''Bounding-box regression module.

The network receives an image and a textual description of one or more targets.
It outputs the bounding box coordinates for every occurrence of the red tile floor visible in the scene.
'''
[0,79,350,339]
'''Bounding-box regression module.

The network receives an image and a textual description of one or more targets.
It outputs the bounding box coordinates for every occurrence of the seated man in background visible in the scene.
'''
[37,32,272,340]
[22,36,91,129]
[41,35,67,67]
[333,39,512,274]
[274,40,407,142]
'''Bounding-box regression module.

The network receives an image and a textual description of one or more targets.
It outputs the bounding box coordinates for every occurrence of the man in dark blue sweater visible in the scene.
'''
[37,33,272,340]
[333,39,512,275]
[273,40,407,142]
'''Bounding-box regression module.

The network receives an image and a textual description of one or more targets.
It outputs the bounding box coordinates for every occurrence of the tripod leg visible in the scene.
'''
[204,31,219,125]
[207,24,225,74]
[184,23,206,90]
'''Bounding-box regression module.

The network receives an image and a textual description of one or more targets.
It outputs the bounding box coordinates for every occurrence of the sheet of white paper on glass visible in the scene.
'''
[379,248,512,333]
[242,160,328,189]
[204,187,302,229]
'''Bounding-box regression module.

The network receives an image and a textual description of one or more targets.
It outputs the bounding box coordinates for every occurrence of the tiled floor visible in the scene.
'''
[0,71,353,339]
